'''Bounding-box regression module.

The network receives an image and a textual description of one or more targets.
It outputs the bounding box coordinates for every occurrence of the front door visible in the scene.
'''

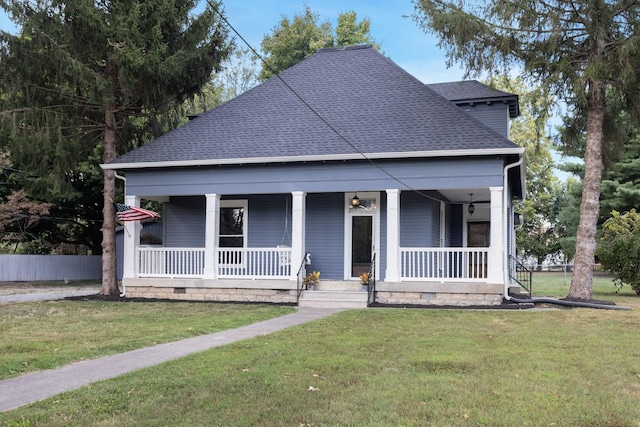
[351,215,373,277]
[345,192,379,280]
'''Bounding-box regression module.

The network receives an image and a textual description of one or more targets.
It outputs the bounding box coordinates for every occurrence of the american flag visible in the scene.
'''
[114,203,160,222]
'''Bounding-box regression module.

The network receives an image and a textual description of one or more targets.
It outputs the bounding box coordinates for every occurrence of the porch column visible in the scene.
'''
[290,191,306,280]
[204,193,220,279]
[122,195,141,279]
[488,186,504,284]
[385,189,401,282]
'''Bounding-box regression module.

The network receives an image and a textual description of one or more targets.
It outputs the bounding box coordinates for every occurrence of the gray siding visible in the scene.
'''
[165,196,205,247]
[305,193,344,280]
[462,103,510,138]
[247,194,292,247]
[432,199,441,247]
[124,158,506,198]
[400,191,434,247]
[448,204,464,247]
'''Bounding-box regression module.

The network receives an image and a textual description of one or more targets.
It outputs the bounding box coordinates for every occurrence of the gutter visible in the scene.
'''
[100,147,526,170]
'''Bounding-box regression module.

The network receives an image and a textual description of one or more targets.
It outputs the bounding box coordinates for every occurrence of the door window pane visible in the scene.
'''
[351,216,373,277]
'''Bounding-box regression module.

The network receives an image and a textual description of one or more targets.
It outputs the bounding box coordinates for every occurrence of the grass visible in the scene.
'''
[1,275,640,426]
[0,300,295,380]
[532,271,639,300]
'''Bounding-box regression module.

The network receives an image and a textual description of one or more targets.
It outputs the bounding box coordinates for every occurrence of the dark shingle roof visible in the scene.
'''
[108,45,520,167]
[427,80,519,118]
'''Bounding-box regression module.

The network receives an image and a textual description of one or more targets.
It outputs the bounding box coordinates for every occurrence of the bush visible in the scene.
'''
[597,209,640,295]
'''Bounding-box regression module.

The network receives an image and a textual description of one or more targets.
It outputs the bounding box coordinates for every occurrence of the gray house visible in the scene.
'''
[103,45,525,307]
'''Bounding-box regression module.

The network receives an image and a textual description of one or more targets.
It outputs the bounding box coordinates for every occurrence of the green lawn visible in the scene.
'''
[0,300,295,380]
[1,276,639,426]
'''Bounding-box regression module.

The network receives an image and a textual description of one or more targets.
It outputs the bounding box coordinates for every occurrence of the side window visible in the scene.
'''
[468,221,490,247]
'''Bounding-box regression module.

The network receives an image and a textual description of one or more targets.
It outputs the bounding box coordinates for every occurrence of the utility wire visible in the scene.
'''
[208,1,451,205]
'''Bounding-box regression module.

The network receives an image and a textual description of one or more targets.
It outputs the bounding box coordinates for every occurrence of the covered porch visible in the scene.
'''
[119,185,513,306]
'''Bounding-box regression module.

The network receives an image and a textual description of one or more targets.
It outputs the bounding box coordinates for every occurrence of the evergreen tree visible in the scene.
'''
[412,0,640,300]
[599,130,640,217]
[0,0,232,294]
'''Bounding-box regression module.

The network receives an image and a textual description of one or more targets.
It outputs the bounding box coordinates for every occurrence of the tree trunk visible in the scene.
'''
[100,104,119,296]
[567,79,605,300]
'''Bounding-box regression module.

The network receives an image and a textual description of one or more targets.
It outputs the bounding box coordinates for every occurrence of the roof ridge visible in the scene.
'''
[316,44,372,53]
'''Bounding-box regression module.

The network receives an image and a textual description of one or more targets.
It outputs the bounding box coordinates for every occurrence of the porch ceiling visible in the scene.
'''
[439,188,490,204]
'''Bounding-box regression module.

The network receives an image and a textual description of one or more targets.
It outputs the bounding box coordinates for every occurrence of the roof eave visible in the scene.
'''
[101,147,526,170]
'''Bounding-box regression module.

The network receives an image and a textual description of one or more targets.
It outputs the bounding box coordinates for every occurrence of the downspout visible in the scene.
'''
[114,173,127,297]
[502,155,524,302]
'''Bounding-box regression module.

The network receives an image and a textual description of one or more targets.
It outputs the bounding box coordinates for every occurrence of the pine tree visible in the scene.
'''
[0,0,232,294]
[412,0,640,300]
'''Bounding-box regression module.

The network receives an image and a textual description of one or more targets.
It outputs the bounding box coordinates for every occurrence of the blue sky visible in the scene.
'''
[220,0,465,84]
[0,1,573,179]
[0,0,465,84]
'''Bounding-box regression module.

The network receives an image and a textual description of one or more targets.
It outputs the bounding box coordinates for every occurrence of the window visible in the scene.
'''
[219,200,247,264]
[467,222,490,247]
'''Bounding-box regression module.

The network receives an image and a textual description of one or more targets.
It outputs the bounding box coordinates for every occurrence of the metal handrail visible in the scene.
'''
[509,255,532,296]
[296,253,309,303]
[367,253,376,306]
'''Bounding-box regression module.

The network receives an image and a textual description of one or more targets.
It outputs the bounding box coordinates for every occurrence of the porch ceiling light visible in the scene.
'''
[468,194,475,216]
[351,193,360,207]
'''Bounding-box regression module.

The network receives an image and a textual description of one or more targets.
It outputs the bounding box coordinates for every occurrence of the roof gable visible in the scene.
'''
[108,45,521,168]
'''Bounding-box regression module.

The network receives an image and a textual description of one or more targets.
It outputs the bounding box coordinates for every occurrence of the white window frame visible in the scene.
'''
[218,200,248,266]
[344,192,380,280]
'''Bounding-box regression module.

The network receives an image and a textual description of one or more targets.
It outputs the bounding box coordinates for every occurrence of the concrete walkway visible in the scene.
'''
[0,307,344,412]
[0,290,99,304]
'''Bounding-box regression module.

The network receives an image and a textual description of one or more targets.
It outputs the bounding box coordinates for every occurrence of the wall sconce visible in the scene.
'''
[468,194,475,216]
[351,193,360,207]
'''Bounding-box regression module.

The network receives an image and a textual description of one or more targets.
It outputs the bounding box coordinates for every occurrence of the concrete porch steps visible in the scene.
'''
[298,281,369,309]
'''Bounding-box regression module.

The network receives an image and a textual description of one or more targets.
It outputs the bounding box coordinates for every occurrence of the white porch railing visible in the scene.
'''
[400,247,489,281]
[138,247,205,277]
[218,247,291,279]
[136,247,292,279]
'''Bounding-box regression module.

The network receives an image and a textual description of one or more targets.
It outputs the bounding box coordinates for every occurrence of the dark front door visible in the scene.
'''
[351,215,373,277]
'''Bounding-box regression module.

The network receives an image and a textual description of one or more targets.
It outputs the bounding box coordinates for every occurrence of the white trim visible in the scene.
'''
[385,189,401,282]
[122,195,141,280]
[344,192,380,280]
[290,192,306,281]
[219,199,248,246]
[100,147,526,170]
[204,194,220,279]
[218,200,248,268]
[439,201,446,248]
[488,187,504,284]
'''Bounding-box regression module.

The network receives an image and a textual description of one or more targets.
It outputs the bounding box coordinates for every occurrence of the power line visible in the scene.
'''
[207,1,450,205]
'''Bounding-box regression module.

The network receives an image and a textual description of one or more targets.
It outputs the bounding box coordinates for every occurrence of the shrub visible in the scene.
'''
[597,209,640,295]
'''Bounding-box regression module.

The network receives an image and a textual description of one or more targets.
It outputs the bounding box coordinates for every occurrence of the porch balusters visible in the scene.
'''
[399,247,489,281]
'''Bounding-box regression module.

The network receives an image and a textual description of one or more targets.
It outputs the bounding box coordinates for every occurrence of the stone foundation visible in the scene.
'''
[125,286,297,304]
[376,291,503,306]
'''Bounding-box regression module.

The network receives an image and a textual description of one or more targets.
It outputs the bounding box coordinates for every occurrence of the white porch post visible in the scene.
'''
[488,186,504,284]
[122,195,141,279]
[204,193,220,279]
[290,191,306,280]
[385,189,401,282]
